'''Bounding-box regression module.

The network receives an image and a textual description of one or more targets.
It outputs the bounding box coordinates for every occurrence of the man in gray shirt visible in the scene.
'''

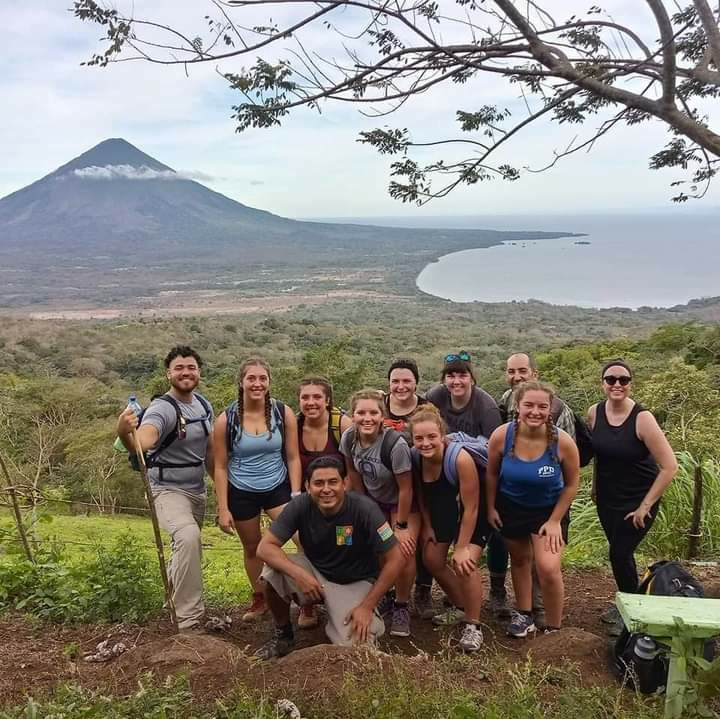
[116,345,214,632]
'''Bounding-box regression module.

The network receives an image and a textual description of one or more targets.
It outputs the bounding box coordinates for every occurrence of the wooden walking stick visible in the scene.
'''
[0,452,34,564]
[131,429,178,632]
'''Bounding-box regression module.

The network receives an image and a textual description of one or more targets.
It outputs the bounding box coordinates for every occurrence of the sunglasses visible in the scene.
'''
[603,375,632,386]
[444,351,471,363]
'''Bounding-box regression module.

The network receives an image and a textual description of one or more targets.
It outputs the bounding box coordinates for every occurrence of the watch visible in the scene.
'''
[394,520,408,530]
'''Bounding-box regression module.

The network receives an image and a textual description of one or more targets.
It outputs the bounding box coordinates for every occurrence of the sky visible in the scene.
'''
[1,0,718,219]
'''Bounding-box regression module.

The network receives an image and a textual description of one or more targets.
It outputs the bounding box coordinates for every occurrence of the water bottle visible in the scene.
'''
[113,395,143,451]
[633,635,659,694]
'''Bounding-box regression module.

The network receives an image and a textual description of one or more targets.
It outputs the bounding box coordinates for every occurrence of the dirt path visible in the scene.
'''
[5,567,718,707]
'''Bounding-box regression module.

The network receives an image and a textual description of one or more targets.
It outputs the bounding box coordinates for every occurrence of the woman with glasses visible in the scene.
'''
[588,359,677,632]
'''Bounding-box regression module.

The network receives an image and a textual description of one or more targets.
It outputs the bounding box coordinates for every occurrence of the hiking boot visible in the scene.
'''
[390,606,411,637]
[297,604,319,630]
[254,627,295,660]
[413,584,434,619]
[179,622,205,635]
[458,623,484,652]
[487,591,511,619]
[432,606,466,626]
[600,605,621,624]
[533,608,547,630]
[507,611,536,638]
[242,592,268,622]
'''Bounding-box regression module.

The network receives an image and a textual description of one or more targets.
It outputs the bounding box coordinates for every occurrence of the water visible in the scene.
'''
[316,212,719,309]
[418,213,720,308]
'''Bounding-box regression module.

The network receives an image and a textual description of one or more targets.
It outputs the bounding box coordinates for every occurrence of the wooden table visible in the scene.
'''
[616,592,720,719]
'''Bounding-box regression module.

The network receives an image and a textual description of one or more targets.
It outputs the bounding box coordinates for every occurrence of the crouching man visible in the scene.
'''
[255,455,404,659]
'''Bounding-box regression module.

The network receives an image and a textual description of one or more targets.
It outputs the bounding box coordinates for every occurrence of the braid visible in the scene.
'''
[236,387,244,441]
[510,416,519,458]
[264,394,272,441]
[546,419,559,463]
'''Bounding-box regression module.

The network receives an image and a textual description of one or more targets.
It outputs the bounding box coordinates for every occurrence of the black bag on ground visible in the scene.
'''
[613,561,715,694]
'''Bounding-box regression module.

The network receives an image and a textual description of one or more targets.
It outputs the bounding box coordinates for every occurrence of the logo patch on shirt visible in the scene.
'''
[336,525,353,546]
[377,521,393,542]
[538,465,557,478]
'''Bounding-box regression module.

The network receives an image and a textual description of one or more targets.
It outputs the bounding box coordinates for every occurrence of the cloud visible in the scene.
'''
[68,165,216,181]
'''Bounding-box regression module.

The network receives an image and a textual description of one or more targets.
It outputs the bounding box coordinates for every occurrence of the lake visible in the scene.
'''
[316,212,720,309]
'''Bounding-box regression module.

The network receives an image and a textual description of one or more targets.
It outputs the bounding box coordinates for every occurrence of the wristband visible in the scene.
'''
[394,520,408,530]
[291,491,302,498]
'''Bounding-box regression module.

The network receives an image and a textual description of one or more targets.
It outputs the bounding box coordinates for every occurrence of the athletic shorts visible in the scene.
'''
[373,496,420,519]
[228,482,290,521]
[496,493,569,544]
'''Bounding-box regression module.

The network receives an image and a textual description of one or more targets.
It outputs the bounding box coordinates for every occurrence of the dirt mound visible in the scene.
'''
[524,627,612,682]
[112,634,246,690]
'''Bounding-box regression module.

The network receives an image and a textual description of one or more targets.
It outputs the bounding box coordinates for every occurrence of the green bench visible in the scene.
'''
[616,591,720,719]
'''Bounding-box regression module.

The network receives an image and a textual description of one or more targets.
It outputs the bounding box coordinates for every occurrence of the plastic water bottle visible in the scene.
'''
[633,635,660,694]
[113,395,143,452]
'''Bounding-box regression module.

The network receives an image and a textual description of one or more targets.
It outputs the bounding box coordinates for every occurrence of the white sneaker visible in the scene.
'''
[458,623,484,652]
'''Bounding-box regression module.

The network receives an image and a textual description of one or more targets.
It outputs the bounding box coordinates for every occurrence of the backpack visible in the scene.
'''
[573,412,594,467]
[297,406,345,448]
[613,561,715,693]
[345,426,404,473]
[225,398,286,454]
[442,432,489,487]
[129,393,212,473]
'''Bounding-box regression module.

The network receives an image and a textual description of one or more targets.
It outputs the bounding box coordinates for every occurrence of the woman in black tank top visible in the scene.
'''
[588,359,677,606]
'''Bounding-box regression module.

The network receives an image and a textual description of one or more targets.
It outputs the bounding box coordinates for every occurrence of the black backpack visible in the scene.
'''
[129,393,212,474]
[613,561,715,694]
[573,412,594,467]
[225,398,286,456]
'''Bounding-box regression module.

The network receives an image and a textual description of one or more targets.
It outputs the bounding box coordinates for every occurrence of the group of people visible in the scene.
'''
[115,345,678,658]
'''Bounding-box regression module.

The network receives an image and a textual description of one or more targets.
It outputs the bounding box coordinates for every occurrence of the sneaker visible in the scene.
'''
[458,623,484,652]
[432,606,466,626]
[297,604,319,630]
[390,606,411,637]
[533,608,547,630]
[254,628,295,660]
[487,591,511,619]
[377,592,395,620]
[242,592,268,622]
[413,584,434,619]
[507,610,536,638]
[178,622,205,635]
[600,605,621,624]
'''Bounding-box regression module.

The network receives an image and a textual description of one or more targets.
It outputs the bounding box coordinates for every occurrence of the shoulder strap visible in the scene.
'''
[379,428,403,473]
[329,407,343,447]
[272,399,286,461]
[442,441,463,488]
[225,400,239,450]
[502,422,514,456]
[146,394,183,463]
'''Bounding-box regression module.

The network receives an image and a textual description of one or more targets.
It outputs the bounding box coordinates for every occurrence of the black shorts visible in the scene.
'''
[228,482,290,521]
[496,493,569,544]
[423,478,489,548]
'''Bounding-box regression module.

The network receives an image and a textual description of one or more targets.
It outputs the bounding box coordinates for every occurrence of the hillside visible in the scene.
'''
[0,139,580,308]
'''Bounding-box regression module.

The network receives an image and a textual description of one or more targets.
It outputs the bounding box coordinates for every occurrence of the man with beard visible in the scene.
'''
[116,346,214,632]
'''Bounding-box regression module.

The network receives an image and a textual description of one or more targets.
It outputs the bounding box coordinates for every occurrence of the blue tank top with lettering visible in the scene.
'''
[499,422,564,507]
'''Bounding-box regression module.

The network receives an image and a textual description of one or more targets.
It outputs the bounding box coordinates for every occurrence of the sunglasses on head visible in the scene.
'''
[603,375,632,386]
[444,351,471,363]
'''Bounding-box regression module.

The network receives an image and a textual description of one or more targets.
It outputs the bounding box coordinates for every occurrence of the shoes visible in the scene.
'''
[533,608,547,630]
[600,605,621,624]
[178,622,204,635]
[543,627,560,635]
[413,584,434,619]
[432,606,466,626]
[377,592,395,620]
[254,627,295,660]
[487,591,511,619]
[458,622,484,652]
[507,610,537,638]
[390,606,411,637]
[297,604,319,630]
[242,592,268,622]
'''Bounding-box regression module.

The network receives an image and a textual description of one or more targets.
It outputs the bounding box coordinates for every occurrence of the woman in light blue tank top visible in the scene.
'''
[213,357,301,622]
[486,381,579,637]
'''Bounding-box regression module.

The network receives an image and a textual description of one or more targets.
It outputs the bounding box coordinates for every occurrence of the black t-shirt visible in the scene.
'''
[270,492,397,584]
[383,394,429,438]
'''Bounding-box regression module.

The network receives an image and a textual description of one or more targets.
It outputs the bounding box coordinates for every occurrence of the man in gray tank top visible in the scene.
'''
[116,346,214,632]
